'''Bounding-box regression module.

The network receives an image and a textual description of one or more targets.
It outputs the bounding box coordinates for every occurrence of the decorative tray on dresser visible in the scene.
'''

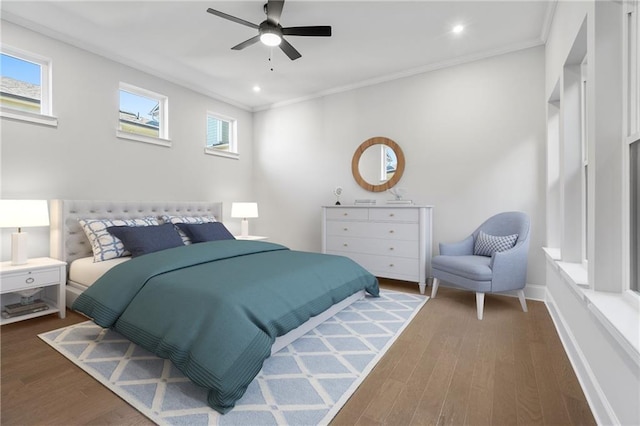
[322,205,433,294]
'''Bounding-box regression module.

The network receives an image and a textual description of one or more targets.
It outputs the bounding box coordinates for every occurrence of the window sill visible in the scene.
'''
[116,130,171,147]
[204,148,239,159]
[583,289,640,362]
[0,107,58,127]
[543,247,640,364]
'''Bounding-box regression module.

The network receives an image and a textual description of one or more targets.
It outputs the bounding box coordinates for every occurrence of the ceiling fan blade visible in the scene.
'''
[279,38,302,60]
[266,0,285,24]
[231,35,261,51]
[206,8,259,30]
[282,26,332,37]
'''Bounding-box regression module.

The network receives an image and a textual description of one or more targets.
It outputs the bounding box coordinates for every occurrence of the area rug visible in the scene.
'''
[39,290,427,425]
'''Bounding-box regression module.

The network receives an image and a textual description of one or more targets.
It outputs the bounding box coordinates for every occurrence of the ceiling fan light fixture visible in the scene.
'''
[260,31,282,46]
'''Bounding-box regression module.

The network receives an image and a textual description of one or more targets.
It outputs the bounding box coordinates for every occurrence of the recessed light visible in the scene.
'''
[452,25,464,34]
[253,85,261,93]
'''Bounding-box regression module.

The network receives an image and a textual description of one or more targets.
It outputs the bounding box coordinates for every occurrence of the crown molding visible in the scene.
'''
[254,38,545,112]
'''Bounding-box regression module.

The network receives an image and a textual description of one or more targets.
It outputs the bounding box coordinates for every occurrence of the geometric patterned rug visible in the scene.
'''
[39,290,427,426]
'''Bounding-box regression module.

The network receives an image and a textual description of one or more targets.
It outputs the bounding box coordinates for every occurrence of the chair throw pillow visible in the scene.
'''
[106,223,184,258]
[473,231,518,257]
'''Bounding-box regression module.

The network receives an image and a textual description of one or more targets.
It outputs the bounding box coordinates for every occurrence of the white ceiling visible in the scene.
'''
[1,1,554,111]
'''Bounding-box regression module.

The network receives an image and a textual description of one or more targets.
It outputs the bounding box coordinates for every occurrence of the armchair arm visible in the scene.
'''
[490,240,530,292]
[439,235,474,256]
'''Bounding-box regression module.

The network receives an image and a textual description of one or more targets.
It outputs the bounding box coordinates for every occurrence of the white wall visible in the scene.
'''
[544,1,639,425]
[0,21,255,260]
[253,46,547,290]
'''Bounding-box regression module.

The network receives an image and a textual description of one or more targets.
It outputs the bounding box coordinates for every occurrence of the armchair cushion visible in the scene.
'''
[432,255,493,281]
[473,231,518,257]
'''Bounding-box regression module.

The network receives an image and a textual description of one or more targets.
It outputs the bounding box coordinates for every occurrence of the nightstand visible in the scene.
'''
[0,257,67,325]
[235,235,268,241]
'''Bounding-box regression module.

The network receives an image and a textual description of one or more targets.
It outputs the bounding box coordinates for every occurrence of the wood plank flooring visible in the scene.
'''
[1,280,595,425]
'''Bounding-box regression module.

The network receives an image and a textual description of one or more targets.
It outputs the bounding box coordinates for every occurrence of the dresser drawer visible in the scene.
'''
[325,208,369,221]
[368,208,419,222]
[326,221,418,241]
[2,268,61,293]
[326,235,418,258]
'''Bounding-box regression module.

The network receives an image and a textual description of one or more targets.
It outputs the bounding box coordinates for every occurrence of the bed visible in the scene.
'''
[48,200,379,414]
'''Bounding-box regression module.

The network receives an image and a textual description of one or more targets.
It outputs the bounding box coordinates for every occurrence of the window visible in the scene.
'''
[627,1,639,137]
[580,56,589,264]
[117,83,169,146]
[626,1,640,293]
[384,146,397,181]
[206,113,237,158]
[0,46,56,126]
[632,140,640,293]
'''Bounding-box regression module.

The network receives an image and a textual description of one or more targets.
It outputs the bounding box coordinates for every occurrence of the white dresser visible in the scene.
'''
[322,205,433,294]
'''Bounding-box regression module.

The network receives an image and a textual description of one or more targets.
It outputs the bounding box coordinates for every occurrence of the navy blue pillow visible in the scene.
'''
[107,223,184,258]
[175,222,235,243]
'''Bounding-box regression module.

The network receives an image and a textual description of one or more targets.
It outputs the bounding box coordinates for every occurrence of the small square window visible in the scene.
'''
[206,113,238,158]
[118,83,168,145]
[0,47,54,124]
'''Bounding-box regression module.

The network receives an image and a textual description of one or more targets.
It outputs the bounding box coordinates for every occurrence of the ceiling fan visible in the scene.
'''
[206,0,331,61]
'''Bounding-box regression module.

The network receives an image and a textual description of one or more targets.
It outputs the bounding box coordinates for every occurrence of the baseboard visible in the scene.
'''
[493,283,545,301]
[544,289,618,426]
[524,283,546,301]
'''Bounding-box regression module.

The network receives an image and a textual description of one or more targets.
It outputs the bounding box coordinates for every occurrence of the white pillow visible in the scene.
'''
[161,215,218,244]
[78,217,159,262]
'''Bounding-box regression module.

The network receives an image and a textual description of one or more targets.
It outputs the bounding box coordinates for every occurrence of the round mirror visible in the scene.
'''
[351,137,405,192]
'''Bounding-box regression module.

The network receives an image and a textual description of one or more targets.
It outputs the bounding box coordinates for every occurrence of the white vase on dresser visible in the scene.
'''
[322,205,433,294]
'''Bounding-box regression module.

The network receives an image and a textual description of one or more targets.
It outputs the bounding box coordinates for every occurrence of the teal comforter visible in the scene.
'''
[73,240,379,413]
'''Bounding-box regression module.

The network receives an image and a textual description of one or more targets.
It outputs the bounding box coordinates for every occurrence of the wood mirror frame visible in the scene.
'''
[351,136,405,192]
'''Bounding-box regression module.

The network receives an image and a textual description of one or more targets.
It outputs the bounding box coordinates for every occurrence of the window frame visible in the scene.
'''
[116,82,170,147]
[580,55,589,266]
[205,111,238,159]
[0,45,57,127]
[623,0,640,294]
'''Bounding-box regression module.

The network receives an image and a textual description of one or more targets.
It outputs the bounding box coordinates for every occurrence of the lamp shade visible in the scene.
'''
[231,202,258,219]
[0,200,50,229]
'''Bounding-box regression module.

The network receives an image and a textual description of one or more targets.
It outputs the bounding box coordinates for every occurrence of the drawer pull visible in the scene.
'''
[343,212,348,216]
[389,247,394,251]
[343,228,348,231]
[389,230,395,234]
[389,264,395,267]
[26,277,35,284]
[390,213,395,217]
[343,243,348,247]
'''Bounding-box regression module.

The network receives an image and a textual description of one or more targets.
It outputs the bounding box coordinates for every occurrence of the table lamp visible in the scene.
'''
[0,200,50,265]
[231,202,258,238]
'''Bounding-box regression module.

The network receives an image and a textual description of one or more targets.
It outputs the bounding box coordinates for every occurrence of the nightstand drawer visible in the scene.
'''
[1,268,61,293]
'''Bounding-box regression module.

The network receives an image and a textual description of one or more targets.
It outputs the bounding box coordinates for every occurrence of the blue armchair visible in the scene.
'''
[430,211,530,320]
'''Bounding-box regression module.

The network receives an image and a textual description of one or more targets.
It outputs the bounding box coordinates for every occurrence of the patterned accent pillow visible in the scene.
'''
[78,217,159,262]
[473,231,518,257]
[161,215,218,244]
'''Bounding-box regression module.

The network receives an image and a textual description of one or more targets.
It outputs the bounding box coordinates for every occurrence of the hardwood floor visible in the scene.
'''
[1,280,595,425]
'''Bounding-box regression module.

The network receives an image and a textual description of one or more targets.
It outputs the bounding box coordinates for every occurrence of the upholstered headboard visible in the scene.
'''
[49,200,223,266]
